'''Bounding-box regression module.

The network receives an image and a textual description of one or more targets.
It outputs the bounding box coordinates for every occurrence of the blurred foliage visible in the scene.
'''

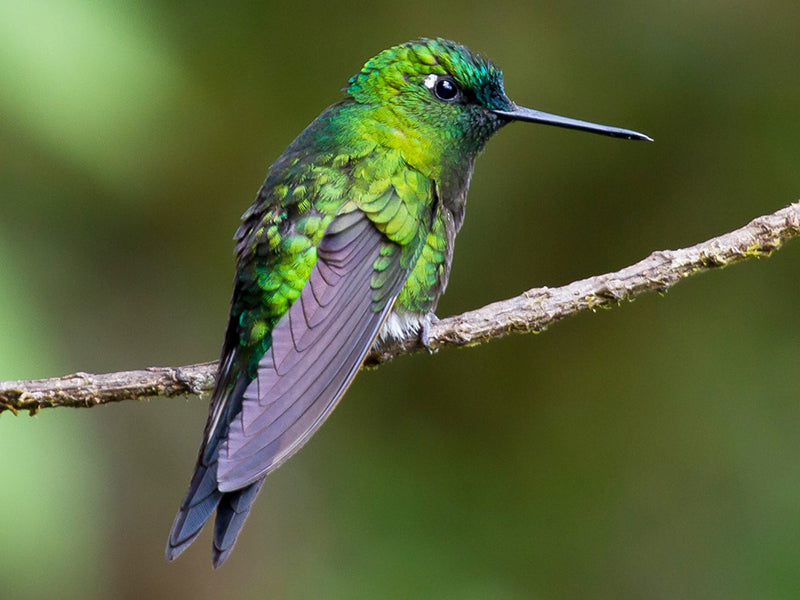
[1,1,800,598]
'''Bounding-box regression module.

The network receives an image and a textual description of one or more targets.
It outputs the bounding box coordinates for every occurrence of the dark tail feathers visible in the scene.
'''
[165,459,264,568]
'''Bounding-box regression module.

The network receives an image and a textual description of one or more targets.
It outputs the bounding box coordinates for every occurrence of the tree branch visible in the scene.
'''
[2,202,799,416]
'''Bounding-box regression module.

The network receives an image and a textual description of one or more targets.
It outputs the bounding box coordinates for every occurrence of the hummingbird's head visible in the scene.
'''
[347,38,515,155]
[346,38,651,157]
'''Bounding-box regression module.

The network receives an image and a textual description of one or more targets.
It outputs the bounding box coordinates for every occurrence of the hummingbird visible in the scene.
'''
[166,37,650,567]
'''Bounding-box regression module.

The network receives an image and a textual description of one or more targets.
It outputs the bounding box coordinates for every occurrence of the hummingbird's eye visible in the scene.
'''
[433,78,459,101]
[424,74,460,102]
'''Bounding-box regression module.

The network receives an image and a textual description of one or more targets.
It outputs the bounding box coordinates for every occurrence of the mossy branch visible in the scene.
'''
[2,202,799,416]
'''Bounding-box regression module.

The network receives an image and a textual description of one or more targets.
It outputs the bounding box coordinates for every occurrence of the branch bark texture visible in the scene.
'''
[2,202,799,415]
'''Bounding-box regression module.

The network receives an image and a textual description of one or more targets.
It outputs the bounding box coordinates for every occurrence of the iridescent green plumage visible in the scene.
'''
[167,38,649,567]
[227,39,509,381]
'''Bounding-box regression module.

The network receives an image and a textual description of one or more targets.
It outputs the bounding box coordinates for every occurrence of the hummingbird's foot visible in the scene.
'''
[419,313,439,353]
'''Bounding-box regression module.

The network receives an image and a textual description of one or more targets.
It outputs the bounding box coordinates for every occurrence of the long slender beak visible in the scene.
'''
[492,105,652,141]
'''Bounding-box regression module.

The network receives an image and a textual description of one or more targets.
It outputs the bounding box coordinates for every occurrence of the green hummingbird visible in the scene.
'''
[166,37,650,567]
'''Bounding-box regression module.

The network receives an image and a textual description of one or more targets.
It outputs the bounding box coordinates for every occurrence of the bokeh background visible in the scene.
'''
[2,1,800,598]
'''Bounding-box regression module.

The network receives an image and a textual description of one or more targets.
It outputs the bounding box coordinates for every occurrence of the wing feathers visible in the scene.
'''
[217,211,406,491]
[169,203,428,564]
[237,293,378,451]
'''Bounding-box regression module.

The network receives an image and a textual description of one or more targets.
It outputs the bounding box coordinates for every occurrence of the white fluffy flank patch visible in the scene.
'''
[378,311,426,343]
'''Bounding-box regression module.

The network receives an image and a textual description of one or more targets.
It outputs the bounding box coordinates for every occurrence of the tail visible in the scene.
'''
[166,370,265,567]
[165,458,264,567]
[212,478,265,566]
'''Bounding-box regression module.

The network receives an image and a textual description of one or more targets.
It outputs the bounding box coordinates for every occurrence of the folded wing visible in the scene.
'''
[217,209,408,491]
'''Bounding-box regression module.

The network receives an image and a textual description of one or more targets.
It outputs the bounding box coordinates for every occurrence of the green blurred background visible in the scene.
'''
[2,1,800,598]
